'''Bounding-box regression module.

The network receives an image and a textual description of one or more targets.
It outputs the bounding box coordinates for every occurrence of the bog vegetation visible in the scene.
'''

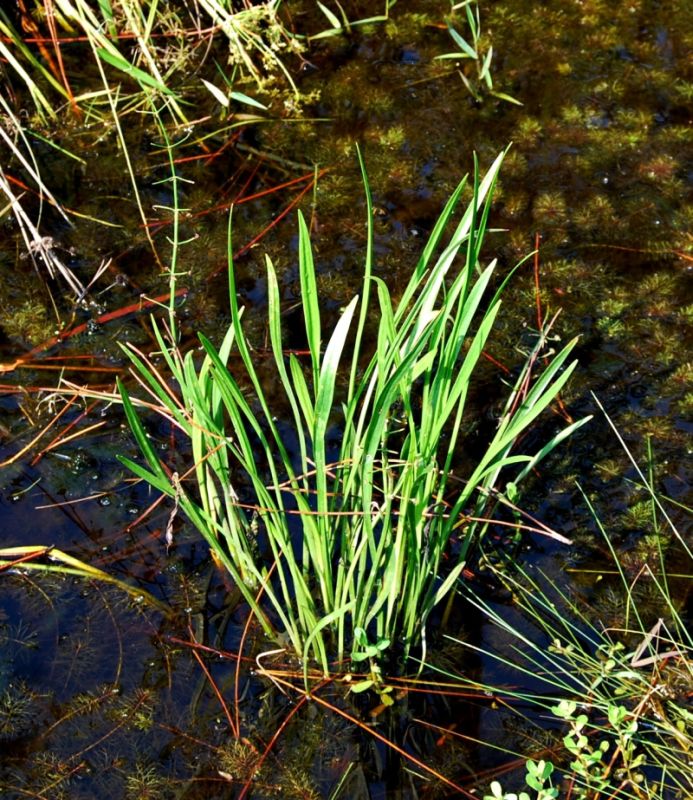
[0,2,690,798]
[118,146,588,677]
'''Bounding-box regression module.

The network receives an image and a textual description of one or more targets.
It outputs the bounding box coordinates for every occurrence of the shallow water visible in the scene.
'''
[0,0,690,797]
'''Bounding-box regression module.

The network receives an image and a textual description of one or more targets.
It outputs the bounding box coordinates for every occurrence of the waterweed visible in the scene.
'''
[118,148,588,679]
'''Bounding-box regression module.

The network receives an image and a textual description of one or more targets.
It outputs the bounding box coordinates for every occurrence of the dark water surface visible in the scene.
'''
[0,0,690,797]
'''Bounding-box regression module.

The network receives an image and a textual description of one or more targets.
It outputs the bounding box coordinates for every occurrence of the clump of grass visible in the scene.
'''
[118,148,587,677]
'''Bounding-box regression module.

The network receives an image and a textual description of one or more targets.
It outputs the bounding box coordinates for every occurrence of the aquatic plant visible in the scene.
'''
[0,681,40,741]
[0,0,303,120]
[436,408,692,799]
[470,574,692,799]
[436,0,521,106]
[485,760,558,800]
[124,762,166,800]
[118,148,587,678]
[0,546,167,612]
[0,1,399,124]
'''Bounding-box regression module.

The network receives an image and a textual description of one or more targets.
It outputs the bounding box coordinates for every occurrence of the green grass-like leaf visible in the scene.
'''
[96,47,176,95]
[118,151,584,676]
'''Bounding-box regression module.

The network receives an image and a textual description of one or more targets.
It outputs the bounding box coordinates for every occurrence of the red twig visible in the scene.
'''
[481,350,511,374]
[0,546,52,573]
[191,646,239,739]
[30,399,100,465]
[44,0,80,116]
[20,289,188,364]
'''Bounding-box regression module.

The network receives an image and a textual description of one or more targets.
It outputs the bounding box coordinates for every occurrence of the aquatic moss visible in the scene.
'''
[0,682,41,740]
[0,299,55,347]
[532,191,568,227]
[124,763,166,800]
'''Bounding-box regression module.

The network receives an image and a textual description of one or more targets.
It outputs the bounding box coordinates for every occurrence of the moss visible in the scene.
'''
[665,363,693,393]
[596,317,624,338]
[0,299,55,346]
[385,12,436,41]
[218,739,264,783]
[515,117,543,147]
[532,191,568,227]
[622,412,676,441]
[572,195,617,236]
[637,155,680,182]
[18,751,79,800]
[560,105,585,126]
[594,458,621,481]
[374,124,406,150]
[599,295,628,318]
[621,500,653,530]
[506,229,531,260]
[271,765,321,800]
[500,190,528,219]
[678,392,693,415]
[501,150,528,179]
[0,682,41,740]
[125,763,166,800]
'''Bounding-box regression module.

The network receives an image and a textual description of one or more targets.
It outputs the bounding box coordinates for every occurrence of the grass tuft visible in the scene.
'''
[118,148,587,676]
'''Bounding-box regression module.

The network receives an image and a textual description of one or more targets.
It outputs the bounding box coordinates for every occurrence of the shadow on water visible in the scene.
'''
[0,0,690,796]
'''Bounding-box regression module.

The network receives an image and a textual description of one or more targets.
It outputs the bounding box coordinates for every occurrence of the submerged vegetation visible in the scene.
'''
[0,0,690,797]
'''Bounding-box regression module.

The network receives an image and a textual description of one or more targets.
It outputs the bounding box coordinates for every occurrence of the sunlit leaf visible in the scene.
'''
[96,47,175,95]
